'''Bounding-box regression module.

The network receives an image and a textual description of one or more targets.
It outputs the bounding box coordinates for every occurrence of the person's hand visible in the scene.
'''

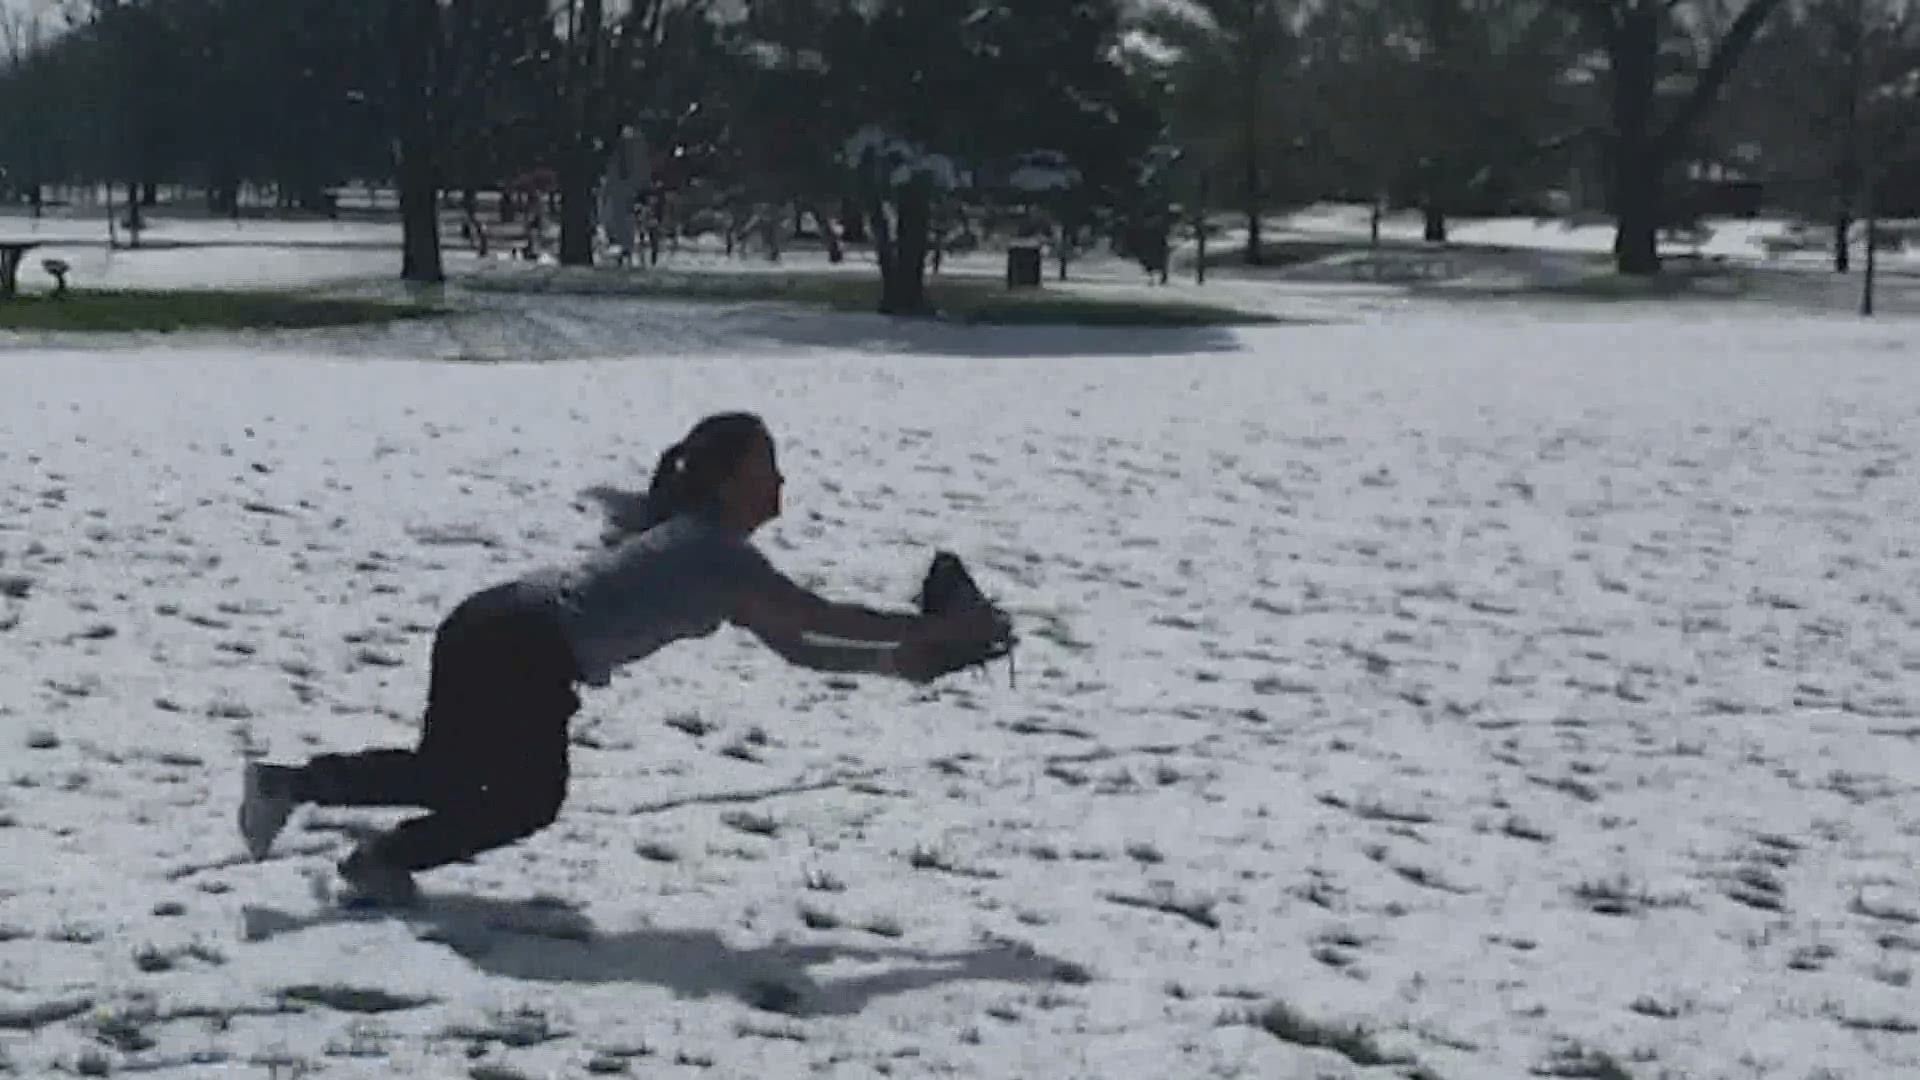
[895,607,1014,683]
[923,604,1009,644]
[892,639,944,684]
[905,550,1017,684]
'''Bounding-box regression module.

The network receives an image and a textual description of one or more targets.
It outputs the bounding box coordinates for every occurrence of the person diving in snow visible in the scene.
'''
[237,411,1015,906]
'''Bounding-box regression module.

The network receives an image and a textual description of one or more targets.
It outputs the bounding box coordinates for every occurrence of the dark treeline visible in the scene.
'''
[2,0,1917,307]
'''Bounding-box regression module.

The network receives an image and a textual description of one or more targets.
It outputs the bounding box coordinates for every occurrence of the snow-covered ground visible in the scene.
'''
[2,218,1920,1079]
[0,214,428,296]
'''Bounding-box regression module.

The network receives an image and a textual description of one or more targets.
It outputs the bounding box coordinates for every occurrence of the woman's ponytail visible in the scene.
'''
[594,413,767,543]
[645,441,688,522]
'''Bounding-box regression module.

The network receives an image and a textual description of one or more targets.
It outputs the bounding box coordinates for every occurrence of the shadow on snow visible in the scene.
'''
[240,891,1067,1018]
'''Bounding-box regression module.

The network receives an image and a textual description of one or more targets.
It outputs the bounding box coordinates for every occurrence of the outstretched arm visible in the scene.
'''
[755,630,908,677]
[733,571,925,644]
[725,546,1007,681]
[729,567,930,678]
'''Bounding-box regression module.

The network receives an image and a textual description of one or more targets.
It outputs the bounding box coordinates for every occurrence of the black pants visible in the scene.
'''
[296,583,582,873]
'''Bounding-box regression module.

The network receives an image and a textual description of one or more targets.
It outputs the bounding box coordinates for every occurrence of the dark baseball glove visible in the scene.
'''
[914,550,1018,684]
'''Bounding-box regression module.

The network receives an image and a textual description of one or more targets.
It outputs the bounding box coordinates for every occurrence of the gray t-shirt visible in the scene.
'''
[518,512,789,686]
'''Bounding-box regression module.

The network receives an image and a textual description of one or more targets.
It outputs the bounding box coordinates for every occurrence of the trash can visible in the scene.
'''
[1006,243,1042,289]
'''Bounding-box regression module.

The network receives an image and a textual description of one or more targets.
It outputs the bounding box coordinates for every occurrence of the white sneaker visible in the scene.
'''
[238,762,296,860]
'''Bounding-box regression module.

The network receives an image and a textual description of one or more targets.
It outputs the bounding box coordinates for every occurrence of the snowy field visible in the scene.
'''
[3,219,1920,1079]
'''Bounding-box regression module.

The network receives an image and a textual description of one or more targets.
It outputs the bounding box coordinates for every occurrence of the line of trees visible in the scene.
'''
[2,0,1918,307]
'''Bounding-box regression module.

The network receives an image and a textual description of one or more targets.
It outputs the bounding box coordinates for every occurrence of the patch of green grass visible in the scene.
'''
[1199,237,1388,270]
[467,268,1279,327]
[1514,262,1749,301]
[939,287,1276,327]
[0,289,442,332]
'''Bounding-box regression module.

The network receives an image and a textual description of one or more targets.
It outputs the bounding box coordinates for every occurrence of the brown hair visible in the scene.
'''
[642,411,769,526]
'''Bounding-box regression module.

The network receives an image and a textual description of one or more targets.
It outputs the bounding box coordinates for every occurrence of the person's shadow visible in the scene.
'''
[240,892,1068,1018]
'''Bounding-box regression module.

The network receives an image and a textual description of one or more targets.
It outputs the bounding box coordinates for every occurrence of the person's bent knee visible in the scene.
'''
[488,783,564,840]
[519,789,564,833]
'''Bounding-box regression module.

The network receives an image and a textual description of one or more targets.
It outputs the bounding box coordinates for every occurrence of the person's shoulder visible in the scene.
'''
[678,517,779,575]
[690,517,763,554]
[622,513,745,559]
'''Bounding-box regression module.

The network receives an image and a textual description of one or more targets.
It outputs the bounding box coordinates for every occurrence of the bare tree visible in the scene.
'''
[551,0,713,267]
[383,0,561,282]
[1132,0,1298,265]
[1562,0,1786,275]
[0,7,53,217]
[1724,0,1919,271]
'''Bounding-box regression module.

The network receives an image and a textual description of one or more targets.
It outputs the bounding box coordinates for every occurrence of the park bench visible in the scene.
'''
[1346,249,1455,282]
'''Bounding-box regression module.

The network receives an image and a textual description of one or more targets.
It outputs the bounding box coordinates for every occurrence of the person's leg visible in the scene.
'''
[238,584,566,860]
[336,589,581,901]
[352,665,575,874]
[239,747,439,861]
[277,749,438,805]
[270,588,502,812]
[238,591,490,859]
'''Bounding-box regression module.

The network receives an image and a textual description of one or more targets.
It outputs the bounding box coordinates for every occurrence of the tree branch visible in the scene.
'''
[1561,0,1623,49]
[1654,0,1788,159]
[1534,123,1606,156]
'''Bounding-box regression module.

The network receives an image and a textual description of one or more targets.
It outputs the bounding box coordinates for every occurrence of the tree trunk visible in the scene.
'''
[761,210,782,262]
[1609,14,1662,276]
[816,206,843,263]
[392,0,443,283]
[840,196,867,243]
[556,0,604,268]
[1190,214,1205,282]
[1596,1,1781,276]
[874,179,932,316]
[1194,170,1209,285]
[1835,31,1861,276]
[1861,212,1877,316]
[124,180,143,248]
[1242,71,1263,266]
[867,195,892,298]
[1610,139,1661,275]
[399,163,443,282]
[1423,202,1447,244]
[558,148,596,266]
[395,112,443,279]
[462,187,488,258]
[1859,26,1878,317]
[650,191,665,265]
